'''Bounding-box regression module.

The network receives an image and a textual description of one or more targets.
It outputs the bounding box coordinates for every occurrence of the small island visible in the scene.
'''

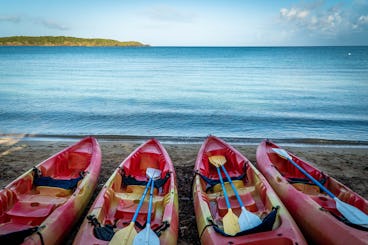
[0,36,148,47]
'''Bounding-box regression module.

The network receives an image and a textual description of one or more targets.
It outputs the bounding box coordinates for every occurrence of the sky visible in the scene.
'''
[1,0,368,46]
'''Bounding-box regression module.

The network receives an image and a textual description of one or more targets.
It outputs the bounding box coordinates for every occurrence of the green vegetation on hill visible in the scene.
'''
[0,36,147,47]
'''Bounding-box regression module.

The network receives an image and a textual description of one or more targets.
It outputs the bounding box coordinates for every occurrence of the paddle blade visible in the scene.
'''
[239,207,262,231]
[133,226,160,245]
[209,155,227,167]
[223,208,240,235]
[109,222,137,245]
[334,198,368,228]
[146,168,161,180]
[272,148,291,160]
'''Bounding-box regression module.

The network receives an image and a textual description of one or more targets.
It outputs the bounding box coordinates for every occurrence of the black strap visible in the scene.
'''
[154,221,170,237]
[204,207,279,237]
[0,226,39,244]
[122,172,171,189]
[36,230,45,245]
[328,209,368,232]
[87,215,115,241]
[33,167,84,190]
[195,171,247,193]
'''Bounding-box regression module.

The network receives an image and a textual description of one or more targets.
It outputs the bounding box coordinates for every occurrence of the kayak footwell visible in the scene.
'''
[73,139,178,245]
[193,136,306,245]
[256,140,368,244]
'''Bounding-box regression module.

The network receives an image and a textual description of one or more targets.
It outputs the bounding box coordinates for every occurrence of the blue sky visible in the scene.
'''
[1,0,368,46]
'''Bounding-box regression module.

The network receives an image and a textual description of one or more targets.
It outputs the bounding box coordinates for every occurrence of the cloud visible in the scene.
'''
[353,15,368,29]
[0,14,69,31]
[280,8,309,20]
[146,5,196,23]
[358,15,368,24]
[279,2,367,36]
[38,19,69,31]
[0,15,21,23]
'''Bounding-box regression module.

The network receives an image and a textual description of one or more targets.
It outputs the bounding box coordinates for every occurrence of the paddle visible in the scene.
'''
[209,155,262,231]
[109,168,161,245]
[133,168,161,245]
[272,148,368,228]
[209,156,240,235]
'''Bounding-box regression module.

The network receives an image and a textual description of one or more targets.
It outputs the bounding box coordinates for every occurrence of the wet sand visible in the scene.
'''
[0,136,367,244]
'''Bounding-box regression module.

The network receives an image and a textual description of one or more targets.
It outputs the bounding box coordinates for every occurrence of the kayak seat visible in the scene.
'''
[196,172,247,193]
[285,173,328,195]
[6,201,55,225]
[35,186,72,197]
[217,192,258,217]
[114,199,155,223]
[17,193,68,207]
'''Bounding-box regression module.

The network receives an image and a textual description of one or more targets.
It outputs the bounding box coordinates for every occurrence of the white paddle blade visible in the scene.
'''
[133,226,160,245]
[239,207,262,231]
[146,168,162,180]
[334,198,368,228]
[272,148,291,160]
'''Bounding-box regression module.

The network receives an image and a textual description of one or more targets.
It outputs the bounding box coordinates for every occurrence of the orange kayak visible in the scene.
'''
[73,138,178,245]
[256,139,368,244]
[193,136,306,245]
[0,137,102,245]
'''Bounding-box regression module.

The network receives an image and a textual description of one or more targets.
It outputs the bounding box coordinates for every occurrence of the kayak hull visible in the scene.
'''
[256,140,368,245]
[193,136,306,245]
[0,137,102,245]
[74,138,178,245]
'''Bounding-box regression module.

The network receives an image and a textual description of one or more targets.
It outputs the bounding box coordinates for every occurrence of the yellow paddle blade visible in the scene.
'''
[223,208,240,235]
[109,222,137,245]
[209,155,227,167]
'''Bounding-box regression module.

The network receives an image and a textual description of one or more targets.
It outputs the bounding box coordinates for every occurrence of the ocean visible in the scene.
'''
[0,46,367,142]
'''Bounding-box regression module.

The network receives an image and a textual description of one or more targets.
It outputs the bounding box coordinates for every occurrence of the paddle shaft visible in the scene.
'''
[216,167,232,209]
[286,156,335,198]
[147,178,155,225]
[220,165,245,208]
[132,178,152,223]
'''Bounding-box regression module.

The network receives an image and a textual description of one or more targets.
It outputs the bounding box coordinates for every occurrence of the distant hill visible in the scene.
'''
[0,36,148,47]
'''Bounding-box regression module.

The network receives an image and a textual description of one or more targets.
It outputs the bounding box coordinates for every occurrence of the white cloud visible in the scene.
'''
[280,8,309,20]
[279,4,353,36]
[0,15,68,31]
[0,15,21,23]
[146,5,196,23]
[39,19,69,31]
[358,15,368,24]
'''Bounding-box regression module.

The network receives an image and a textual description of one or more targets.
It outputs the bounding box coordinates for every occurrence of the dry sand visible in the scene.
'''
[0,136,367,244]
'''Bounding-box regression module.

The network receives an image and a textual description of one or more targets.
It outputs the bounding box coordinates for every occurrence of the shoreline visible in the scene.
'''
[2,133,368,147]
[1,135,367,244]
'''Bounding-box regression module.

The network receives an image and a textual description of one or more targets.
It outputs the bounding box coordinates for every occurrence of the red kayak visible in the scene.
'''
[193,136,306,245]
[73,138,178,245]
[256,139,368,244]
[0,137,102,245]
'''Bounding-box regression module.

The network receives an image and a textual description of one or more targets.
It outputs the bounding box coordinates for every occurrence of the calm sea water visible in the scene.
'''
[0,46,367,141]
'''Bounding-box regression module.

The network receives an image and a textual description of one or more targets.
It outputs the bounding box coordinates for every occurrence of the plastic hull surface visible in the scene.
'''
[74,138,178,245]
[0,137,102,245]
[193,136,306,245]
[256,140,368,245]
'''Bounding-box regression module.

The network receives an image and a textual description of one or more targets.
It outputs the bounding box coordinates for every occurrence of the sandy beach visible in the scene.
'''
[0,136,367,244]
